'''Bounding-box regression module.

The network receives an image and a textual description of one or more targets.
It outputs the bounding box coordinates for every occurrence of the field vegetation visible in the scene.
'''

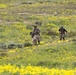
[0,0,76,75]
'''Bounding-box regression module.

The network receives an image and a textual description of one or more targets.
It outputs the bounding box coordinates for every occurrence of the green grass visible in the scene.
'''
[0,0,76,71]
[0,40,76,69]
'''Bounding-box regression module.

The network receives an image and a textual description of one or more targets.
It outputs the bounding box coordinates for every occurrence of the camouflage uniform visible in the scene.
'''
[31,26,41,45]
[59,26,67,40]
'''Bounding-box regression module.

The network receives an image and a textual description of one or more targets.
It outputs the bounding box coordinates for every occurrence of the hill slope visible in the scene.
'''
[0,0,76,75]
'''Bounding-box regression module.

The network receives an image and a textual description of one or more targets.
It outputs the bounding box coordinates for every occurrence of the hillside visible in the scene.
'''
[0,0,76,75]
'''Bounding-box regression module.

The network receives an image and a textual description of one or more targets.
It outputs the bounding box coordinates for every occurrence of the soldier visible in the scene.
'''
[33,26,40,36]
[58,26,67,40]
[30,25,41,45]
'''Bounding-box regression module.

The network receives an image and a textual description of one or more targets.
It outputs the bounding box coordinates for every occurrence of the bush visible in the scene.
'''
[17,44,24,48]
[8,43,18,49]
[0,43,8,49]
[24,42,32,47]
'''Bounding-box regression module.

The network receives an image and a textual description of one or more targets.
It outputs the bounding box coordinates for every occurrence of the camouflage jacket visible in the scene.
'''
[59,27,67,34]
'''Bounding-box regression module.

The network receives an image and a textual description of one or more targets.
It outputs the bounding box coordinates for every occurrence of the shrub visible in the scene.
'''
[17,44,24,48]
[0,43,8,49]
[8,43,18,49]
[24,42,32,47]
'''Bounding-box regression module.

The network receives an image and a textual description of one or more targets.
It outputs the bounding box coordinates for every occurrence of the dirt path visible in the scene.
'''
[18,12,51,16]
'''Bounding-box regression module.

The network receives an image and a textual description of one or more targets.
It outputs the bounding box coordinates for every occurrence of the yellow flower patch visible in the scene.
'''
[0,64,76,75]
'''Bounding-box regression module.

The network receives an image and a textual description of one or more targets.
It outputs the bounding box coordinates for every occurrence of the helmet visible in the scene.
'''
[61,26,63,28]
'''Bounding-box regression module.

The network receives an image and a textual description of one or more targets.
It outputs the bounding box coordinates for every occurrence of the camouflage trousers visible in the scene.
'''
[32,34,40,45]
[60,33,65,40]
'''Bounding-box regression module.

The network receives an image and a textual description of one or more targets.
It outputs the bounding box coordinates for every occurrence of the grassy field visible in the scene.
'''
[0,0,76,75]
